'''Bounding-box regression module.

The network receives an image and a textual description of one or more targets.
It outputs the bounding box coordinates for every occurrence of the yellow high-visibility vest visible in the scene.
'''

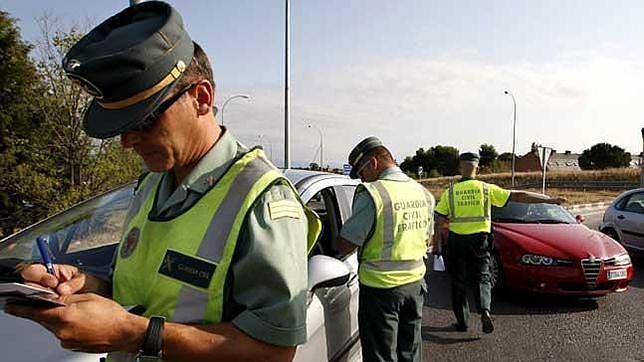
[358,179,434,289]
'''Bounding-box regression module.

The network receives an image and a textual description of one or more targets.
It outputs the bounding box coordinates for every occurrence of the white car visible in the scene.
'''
[600,187,644,255]
[0,170,361,362]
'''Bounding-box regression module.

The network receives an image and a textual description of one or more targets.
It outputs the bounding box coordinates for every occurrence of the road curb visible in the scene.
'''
[565,201,613,212]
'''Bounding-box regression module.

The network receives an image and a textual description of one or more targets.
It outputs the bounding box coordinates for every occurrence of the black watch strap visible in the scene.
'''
[140,315,166,358]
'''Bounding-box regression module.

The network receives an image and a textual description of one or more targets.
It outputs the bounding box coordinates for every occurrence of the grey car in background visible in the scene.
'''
[0,170,362,362]
[600,187,644,255]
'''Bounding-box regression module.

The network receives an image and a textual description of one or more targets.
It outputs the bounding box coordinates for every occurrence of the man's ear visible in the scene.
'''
[195,81,214,116]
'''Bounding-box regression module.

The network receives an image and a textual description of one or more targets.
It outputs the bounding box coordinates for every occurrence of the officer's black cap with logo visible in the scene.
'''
[63,1,194,139]
[348,136,391,179]
[459,152,480,163]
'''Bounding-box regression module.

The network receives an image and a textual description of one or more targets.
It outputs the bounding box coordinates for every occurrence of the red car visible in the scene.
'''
[442,202,634,296]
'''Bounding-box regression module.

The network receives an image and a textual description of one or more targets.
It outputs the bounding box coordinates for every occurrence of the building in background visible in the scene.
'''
[515,143,581,172]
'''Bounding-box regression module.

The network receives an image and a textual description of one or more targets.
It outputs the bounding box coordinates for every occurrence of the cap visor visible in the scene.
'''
[83,84,175,139]
[349,167,359,179]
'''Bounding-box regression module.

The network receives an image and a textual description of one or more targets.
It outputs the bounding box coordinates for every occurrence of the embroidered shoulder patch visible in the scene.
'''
[268,200,301,220]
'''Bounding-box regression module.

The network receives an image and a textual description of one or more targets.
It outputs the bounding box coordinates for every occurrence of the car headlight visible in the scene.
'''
[520,254,569,266]
[613,253,631,266]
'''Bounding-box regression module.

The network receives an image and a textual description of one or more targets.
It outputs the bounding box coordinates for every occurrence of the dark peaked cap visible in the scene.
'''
[63,1,194,139]
[459,152,480,162]
[348,136,388,179]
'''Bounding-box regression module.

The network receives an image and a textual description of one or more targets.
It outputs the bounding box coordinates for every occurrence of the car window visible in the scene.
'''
[307,187,343,258]
[623,192,644,214]
[0,184,134,261]
[493,201,576,224]
[333,185,357,222]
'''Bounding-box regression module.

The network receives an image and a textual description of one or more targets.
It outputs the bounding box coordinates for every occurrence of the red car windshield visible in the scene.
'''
[492,202,576,224]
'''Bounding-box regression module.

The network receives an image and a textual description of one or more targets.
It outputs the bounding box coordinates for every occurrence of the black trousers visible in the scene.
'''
[358,279,426,362]
[444,232,492,327]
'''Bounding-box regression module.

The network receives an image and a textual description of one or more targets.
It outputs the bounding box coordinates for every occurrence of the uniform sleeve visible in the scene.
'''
[339,187,376,246]
[434,189,450,216]
[231,184,309,347]
[425,191,436,240]
[487,183,512,207]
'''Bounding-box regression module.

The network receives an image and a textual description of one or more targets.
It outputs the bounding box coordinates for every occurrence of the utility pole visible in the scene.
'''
[284,0,291,169]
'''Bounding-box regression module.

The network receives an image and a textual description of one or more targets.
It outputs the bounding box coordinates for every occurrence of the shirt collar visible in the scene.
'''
[378,166,408,181]
[156,128,246,215]
[185,127,243,194]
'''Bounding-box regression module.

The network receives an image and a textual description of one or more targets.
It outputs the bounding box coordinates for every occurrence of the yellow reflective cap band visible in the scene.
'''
[268,200,301,220]
[97,60,186,110]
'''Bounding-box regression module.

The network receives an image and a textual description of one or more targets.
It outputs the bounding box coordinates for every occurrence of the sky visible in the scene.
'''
[2,0,643,168]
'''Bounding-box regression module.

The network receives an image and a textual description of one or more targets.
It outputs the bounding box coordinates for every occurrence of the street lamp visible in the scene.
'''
[220,94,249,126]
[306,123,324,171]
[258,134,274,163]
[504,90,517,188]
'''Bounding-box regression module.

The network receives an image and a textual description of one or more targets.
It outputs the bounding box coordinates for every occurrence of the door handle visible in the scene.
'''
[617,215,625,220]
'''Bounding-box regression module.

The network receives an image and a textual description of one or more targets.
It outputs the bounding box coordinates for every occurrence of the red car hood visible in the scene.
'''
[494,223,626,259]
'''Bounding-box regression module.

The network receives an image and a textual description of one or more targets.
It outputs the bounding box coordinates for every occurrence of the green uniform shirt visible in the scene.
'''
[142,128,308,346]
[341,167,432,246]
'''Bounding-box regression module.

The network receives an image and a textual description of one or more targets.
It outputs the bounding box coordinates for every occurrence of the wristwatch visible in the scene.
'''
[136,315,166,361]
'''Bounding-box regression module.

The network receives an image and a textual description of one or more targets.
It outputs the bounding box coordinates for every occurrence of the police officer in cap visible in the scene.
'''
[337,137,435,362]
[5,2,321,361]
[434,152,565,333]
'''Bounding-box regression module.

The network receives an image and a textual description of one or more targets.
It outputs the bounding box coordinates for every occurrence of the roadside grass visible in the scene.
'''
[421,168,639,205]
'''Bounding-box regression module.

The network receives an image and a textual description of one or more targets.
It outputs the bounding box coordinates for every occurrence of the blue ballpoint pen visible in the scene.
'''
[36,236,56,276]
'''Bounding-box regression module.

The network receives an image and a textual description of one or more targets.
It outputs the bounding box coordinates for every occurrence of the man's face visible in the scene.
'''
[120,84,198,172]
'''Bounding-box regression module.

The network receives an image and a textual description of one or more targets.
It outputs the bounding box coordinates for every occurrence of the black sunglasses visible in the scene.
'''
[131,81,199,132]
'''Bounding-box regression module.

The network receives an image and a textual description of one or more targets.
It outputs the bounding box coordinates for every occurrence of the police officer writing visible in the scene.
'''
[4,2,320,361]
[336,137,435,362]
[434,152,565,334]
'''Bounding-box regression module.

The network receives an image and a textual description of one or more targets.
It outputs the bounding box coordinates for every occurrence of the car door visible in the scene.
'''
[0,184,133,362]
[616,191,644,251]
[294,176,360,362]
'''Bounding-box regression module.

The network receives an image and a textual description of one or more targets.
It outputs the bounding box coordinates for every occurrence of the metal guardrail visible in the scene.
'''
[515,180,639,190]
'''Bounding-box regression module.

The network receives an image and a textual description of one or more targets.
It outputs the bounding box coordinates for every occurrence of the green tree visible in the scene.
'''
[578,143,631,170]
[0,14,141,234]
[400,145,459,177]
[479,144,498,169]
[0,11,45,234]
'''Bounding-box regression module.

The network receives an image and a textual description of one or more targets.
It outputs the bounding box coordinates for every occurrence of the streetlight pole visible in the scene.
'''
[284,0,291,169]
[504,90,517,188]
[220,94,249,126]
[307,124,324,170]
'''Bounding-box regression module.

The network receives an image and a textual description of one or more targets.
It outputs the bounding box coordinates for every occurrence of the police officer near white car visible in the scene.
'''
[337,136,435,362]
[4,2,321,361]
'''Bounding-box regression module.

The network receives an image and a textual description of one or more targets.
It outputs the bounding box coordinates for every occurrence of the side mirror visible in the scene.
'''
[308,255,351,291]
[575,215,585,224]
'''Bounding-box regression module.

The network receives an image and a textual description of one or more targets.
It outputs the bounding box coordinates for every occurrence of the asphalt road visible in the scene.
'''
[421,207,644,361]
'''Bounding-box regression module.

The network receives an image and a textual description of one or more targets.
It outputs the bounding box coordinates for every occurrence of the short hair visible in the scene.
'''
[172,42,215,95]
[364,146,394,165]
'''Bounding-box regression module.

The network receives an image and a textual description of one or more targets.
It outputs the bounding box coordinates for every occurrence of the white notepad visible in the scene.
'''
[0,282,66,307]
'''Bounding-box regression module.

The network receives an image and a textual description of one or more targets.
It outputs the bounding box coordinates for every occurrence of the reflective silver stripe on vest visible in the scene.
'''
[123,174,161,229]
[362,259,425,272]
[372,181,395,260]
[449,182,491,224]
[172,155,275,323]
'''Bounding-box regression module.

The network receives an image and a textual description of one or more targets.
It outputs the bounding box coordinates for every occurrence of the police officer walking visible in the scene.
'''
[337,137,435,362]
[5,2,320,361]
[434,152,565,334]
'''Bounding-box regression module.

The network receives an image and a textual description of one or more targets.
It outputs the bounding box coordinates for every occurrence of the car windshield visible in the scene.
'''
[492,201,576,224]
[0,184,135,262]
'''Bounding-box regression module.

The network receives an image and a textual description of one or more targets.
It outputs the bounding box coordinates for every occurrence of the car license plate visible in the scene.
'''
[607,269,627,280]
